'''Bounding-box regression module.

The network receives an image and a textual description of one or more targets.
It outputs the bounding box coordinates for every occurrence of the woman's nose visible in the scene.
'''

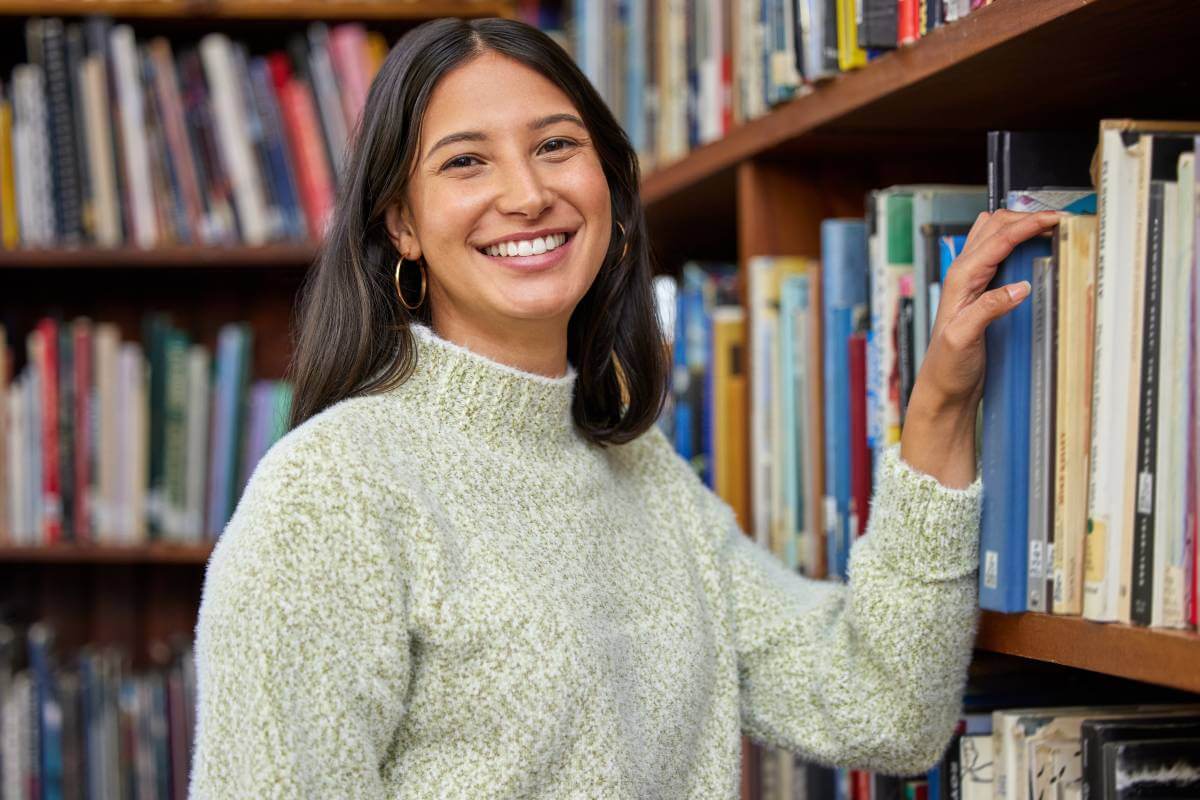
[495,160,554,218]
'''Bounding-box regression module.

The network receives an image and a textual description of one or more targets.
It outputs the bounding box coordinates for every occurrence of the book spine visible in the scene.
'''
[848,332,869,538]
[36,320,62,544]
[1028,255,1051,612]
[42,18,84,244]
[1130,181,1166,625]
[980,239,1044,612]
[897,0,918,45]
[73,320,91,543]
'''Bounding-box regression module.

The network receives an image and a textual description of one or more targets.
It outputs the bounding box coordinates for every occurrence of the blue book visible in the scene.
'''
[781,274,812,570]
[822,219,869,580]
[672,283,694,462]
[979,235,1050,612]
[939,234,967,283]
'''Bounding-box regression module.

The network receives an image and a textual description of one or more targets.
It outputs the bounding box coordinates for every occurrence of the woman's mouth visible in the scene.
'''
[476,232,574,272]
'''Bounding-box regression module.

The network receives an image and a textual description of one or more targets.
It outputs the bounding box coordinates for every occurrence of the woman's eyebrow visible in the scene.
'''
[424,114,586,161]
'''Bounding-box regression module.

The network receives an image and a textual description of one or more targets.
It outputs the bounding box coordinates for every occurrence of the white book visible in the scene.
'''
[199,33,270,246]
[306,24,349,181]
[1153,167,1191,628]
[23,354,42,544]
[961,734,994,800]
[6,377,25,541]
[12,65,55,247]
[80,54,122,248]
[184,345,211,541]
[92,324,120,541]
[109,25,158,249]
[748,256,776,549]
[1085,127,1146,621]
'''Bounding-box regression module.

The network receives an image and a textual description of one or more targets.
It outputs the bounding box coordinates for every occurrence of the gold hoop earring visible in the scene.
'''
[395,256,426,311]
[614,221,629,263]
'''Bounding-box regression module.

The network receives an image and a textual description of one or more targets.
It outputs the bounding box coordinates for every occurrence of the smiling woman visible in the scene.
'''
[187,15,1054,800]
[284,18,665,445]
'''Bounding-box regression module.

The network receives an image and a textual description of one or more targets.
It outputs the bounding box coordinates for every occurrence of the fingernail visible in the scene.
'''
[1007,281,1031,301]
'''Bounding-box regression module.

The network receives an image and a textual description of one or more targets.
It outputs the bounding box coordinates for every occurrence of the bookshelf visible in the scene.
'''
[638,0,1199,795]
[2,0,1198,796]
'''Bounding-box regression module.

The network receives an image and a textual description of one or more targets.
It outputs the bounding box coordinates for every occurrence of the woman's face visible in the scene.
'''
[388,50,613,334]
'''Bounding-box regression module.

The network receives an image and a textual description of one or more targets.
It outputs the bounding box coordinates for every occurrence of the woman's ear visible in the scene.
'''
[384,203,422,261]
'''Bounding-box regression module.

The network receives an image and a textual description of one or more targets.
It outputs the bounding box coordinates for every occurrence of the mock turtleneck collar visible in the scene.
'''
[397,322,580,451]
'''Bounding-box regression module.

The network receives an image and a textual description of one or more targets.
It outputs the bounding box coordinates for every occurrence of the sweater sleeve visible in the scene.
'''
[728,445,982,775]
[188,439,412,799]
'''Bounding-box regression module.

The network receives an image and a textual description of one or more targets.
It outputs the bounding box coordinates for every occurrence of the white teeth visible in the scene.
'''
[483,233,569,257]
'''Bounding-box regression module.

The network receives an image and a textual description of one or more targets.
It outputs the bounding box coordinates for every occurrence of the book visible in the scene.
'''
[1052,216,1099,616]
[980,232,1051,613]
[821,219,869,580]
[986,130,1097,213]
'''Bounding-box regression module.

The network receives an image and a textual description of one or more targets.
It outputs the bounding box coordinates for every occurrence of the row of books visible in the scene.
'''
[0,622,194,800]
[757,702,1200,800]
[562,0,998,170]
[0,15,389,251]
[658,119,1200,631]
[0,316,291,546]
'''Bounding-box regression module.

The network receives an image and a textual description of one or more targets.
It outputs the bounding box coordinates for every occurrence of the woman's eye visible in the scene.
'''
[540,138,576,155]
[443,154,481,171]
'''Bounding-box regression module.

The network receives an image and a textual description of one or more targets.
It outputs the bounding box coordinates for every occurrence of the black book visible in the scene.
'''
[858,0,898,50]
[40,17,85,244]
[897,294,915,424]
[1130,134,1195,626]
[986,130,1097,212]
[1082,715,1200,800]
[65,23,92,243]
[1103,737,1200,799]
[57,322,75,541]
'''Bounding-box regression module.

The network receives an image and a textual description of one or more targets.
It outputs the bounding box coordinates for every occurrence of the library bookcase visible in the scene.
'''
[2,0,1198,798]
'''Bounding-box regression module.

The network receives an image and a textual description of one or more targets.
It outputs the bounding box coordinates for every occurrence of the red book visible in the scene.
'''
[851,769,871,800]
[269,53,335,241]
[849,332,871,538]
[34,318,63,544]
[898,0,920,45]
[72,318,92,543]
[328,23,371,131]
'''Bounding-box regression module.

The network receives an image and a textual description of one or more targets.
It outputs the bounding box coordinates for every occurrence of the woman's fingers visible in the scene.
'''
[944,282,1032,351]
[945,211,1061,296]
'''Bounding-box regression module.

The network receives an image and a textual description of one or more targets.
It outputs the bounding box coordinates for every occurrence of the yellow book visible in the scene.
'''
[1051,215,1097,615]
[712,306,748,532]
[0,95,17,249]
[836,0,868,71]
[365,32,388,80]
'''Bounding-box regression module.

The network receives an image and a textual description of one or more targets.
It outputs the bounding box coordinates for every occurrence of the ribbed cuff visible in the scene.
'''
[865,445,982,580]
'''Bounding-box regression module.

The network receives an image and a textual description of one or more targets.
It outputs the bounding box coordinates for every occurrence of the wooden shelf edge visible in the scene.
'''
[0,242,318,268]
[976,610,1200,694]
[0,0,514,21]
[0,542,214,564]
[639,0,1105,206]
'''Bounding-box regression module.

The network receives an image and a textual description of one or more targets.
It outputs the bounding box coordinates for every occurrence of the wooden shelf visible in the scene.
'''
[0,242,317,269]
[976,611,1200,694]
[640,0,1198,211]
[0,542,214,564]
[0,0,514,21]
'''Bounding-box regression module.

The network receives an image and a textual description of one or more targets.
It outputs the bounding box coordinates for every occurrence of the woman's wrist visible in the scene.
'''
[899,385,978,490]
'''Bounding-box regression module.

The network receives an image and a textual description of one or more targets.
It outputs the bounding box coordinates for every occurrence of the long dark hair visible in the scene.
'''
[286,17,669,447]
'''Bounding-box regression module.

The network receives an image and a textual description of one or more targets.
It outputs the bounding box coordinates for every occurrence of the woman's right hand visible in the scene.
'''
[900,208,1063,488]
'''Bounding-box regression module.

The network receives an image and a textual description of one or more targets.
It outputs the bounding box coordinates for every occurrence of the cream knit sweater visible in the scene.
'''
[188,322,983,799]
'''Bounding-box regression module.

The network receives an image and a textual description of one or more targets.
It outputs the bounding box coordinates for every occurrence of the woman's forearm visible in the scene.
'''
[899,385,978,490]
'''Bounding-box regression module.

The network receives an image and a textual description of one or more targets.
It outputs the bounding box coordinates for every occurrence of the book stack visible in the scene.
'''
[0,316,291,546]
[0,15,389,251]
[757,702,1200,800]
[0,621,195,800]
[551,0,1002,170]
